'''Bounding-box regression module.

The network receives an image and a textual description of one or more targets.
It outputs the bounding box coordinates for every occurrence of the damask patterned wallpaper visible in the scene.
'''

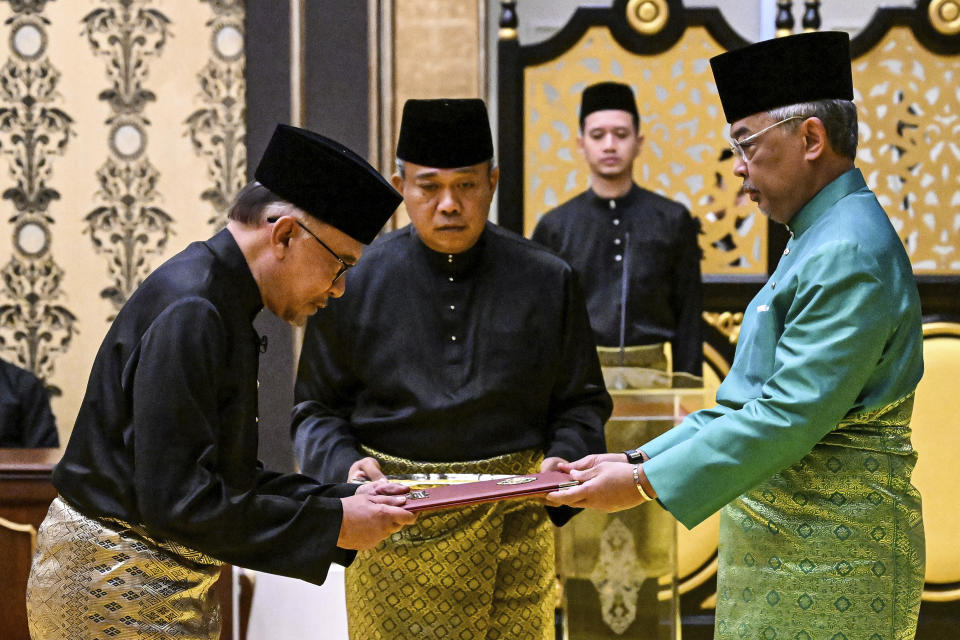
[0,0,246,443]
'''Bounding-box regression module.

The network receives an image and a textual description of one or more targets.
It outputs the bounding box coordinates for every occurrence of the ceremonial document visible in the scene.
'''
[399,471,578,513]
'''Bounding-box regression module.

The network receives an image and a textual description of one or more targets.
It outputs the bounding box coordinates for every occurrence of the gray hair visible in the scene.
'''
[227,181,298,224]
[767,99,858,160]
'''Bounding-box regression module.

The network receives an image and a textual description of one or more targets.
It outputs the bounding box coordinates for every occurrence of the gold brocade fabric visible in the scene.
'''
[596,344,670,391]
[26,497,223,640]
[715,394,925,640]
[345,448,555,640]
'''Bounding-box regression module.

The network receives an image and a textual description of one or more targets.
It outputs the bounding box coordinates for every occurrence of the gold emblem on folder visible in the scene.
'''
[496,476,536,485]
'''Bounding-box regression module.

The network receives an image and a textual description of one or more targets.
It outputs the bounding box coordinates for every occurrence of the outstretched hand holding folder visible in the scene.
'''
[395,471,579,513]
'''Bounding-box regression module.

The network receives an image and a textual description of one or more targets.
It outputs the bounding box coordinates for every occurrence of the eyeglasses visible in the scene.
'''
[266,216,353,283]
[729,116,805,162]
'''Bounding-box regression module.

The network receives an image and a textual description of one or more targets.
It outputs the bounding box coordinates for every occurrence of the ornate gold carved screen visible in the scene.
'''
[498,0,960,315]
[522,25,758,275]
[855,26,960,273]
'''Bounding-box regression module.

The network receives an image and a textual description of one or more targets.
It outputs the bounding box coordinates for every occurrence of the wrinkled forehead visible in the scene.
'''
[407,161,491,180]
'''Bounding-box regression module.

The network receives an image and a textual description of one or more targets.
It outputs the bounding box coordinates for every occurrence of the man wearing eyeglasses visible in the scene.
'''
[26,125,417,640]
[292,99,611,639]
[532,81,703,385]
[546,32,925,640]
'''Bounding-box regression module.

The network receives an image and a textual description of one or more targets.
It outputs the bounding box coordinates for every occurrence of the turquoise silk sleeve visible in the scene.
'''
[639,404,732,459]
[643,242,894,529]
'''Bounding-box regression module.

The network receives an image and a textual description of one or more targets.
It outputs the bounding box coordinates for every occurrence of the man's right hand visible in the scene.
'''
[337,493,416,551]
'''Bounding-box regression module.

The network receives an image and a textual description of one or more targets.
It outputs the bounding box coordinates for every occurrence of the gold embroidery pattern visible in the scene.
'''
[345,448,555,640]
[715,394,923,639]
[26,497,222,640]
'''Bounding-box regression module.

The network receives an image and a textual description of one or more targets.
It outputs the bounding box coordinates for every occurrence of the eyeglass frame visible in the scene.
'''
[266,216,353,283]
[728,115,805,162]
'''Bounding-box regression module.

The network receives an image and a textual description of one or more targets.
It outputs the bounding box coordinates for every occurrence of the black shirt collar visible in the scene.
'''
[207,228,264,322]
[588,183,640,212]
[413,224,487,276]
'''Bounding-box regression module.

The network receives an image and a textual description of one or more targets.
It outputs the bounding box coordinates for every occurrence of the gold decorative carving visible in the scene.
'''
[702,311,743,344]
[929,0,960,35]
[523,24,960,276]
[626,0,668,36]
[589,517,647,634]
[0,515,38,553]
[854,27,960,273]
[524,26,766,275]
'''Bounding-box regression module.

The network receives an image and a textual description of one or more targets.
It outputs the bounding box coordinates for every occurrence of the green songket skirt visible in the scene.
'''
[714,394,924,640]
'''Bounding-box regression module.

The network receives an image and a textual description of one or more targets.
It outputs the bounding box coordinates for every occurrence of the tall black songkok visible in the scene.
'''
[255,124,401,245]
[710,31,854,124]
[396,98,494,169]
[579,81,639,129]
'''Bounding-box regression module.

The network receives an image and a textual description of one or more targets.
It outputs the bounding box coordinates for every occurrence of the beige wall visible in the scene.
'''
[0,1,246,443]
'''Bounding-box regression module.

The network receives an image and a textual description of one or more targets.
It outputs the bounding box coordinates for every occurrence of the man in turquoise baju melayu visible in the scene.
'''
[547,31,924,640]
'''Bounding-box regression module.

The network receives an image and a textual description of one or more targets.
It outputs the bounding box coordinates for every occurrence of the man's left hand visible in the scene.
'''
[355,478,410,497]
[540,456,568,473]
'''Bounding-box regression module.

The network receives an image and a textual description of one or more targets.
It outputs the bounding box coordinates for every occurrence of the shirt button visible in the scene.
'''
[449,305,455,311]
[614,255,623,262]
[447,254,453,263]
[448,276,454,282]
[255,416,260,423]
[609,200,616,210]
[612,219,620,226]
[771,281,777,289]
[614,238,621,245]
[450,335,457,341]
[783,248,790,256]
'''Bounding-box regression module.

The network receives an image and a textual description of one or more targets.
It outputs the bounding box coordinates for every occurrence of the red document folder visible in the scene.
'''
[402,471,579,513]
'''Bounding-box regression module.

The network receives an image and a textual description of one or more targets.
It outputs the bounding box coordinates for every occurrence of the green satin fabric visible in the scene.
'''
[715,394,924,640]
[641,170,924,530]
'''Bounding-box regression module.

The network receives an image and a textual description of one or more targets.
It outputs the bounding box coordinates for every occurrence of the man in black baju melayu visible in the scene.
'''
[532,81,703,382]
[26,124,416,640]
[293,98,611,640]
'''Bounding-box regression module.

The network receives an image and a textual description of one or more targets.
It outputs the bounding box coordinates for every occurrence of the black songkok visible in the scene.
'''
[396,99,494,168]
[255,124,401,245]
[579,81,639,128]
[710,31,853,124]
